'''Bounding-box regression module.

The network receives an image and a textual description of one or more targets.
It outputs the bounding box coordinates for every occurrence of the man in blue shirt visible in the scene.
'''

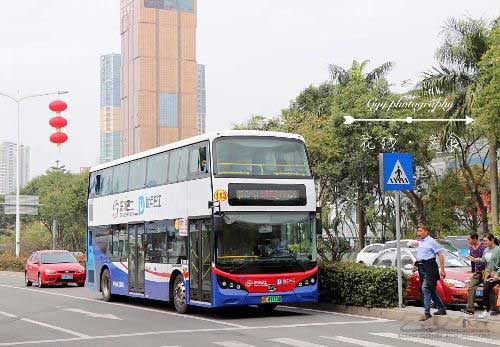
[414,224,447,321]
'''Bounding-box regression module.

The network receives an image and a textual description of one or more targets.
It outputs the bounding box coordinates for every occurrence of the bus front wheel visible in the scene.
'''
[101,269,114,302]
[173,275,188,314]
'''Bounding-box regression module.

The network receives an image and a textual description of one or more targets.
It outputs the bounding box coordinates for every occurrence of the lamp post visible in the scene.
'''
[0,90,69,258]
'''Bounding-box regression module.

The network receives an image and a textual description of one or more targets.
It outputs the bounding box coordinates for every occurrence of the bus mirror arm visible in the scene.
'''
[316,217,323,235]
[213,215,223,232]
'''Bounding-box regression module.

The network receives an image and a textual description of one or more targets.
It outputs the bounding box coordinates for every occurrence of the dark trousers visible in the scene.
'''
[418,262,446,315]
[483,279,500,311]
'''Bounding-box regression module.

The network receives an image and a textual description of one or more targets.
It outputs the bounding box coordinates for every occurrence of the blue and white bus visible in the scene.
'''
[87,131,320,313]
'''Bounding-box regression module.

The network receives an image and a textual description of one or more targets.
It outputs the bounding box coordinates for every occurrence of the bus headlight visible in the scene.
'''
[296,275,317,288]
[217,276,246,291]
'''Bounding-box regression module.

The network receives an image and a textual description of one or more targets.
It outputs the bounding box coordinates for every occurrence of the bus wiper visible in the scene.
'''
[267,253,306,272]
[229,261,252,274]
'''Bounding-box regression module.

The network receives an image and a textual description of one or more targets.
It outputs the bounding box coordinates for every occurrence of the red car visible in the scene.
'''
[25,250,85,287]
[372,248,481,306]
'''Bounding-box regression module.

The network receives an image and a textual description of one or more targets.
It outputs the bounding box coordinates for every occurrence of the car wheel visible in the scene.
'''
[173,275,188,314]
[77,282,85,287]
[25,272,32,287]
[101,269,114,302]
[38,273,45,288]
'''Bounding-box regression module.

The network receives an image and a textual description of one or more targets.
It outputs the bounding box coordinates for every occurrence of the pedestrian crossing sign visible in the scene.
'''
[379,153,414,191]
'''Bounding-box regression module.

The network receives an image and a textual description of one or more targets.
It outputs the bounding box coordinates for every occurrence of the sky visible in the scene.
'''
[0,0,499,178]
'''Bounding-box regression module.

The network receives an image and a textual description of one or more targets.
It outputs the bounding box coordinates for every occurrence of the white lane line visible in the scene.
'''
[0,284,245,328]
[280,306,391,322]
[20,318,90,338]
[372,333,469,347]
[213,342,256,347]
[268,338,327,347]
[322,335,394,346]
[0,319,389,346]
[0,311,18,318]
[460,335,500,345]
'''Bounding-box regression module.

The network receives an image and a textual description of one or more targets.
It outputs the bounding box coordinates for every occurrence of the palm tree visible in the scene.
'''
[329,60,394,88]
[419,17,496,233]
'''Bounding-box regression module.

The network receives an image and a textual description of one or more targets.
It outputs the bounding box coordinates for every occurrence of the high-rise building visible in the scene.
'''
[0,142,30,195]
[100,54,122,163]
[120,0,198,156]
[197,64,206,135]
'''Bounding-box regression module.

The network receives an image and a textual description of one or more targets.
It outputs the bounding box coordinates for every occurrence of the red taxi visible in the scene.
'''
[25,250,85,287]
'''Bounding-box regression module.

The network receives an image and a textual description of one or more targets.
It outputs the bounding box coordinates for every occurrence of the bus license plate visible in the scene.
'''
[61,274,73,280]
[261,296,282,304]
[475,289,483,297]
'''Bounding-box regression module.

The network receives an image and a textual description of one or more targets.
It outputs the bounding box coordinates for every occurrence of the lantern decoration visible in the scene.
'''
[49,100,68,147]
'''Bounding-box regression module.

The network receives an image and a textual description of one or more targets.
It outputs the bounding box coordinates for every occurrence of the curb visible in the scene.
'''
[304,303,500,334]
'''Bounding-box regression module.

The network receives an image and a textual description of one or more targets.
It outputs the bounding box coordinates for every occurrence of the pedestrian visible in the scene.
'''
[414,224,447,321]
[469,233,500,318]
[461,232,487,315]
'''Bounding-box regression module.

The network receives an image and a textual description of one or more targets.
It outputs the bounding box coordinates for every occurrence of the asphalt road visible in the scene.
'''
[0,272,499,347]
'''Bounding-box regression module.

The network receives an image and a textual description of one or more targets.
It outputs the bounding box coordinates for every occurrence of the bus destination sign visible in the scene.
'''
[228,184,306,206]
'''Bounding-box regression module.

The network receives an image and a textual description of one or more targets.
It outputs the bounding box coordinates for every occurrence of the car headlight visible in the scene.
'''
[77,267,85,273]
[296,275,318,288]
[217,276,247,291]
[444,279,466,288]
[45,269,56,274]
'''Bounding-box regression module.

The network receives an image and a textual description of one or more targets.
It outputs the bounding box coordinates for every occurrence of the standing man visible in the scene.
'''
[462,232,486,315]
[414,224,447,321]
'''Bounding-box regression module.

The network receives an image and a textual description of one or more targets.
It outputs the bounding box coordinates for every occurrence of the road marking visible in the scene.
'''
[0,311,18,318]
[0,319,388,346]
[321,335,394,346]
[279,306,391,321]
[372,333,469,347]
[63,308,122,320]
[20,318,90,338]
[213,342,256,347]
[268,338,327,347]
[0,284,245,328]
[460,335,500,345]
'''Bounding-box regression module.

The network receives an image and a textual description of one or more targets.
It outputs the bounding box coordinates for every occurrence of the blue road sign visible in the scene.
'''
[379,153,414,191]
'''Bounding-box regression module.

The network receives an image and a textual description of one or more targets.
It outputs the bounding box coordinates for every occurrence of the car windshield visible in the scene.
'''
[410,250,468,268]
[216,212,316,274]
[214,137,311,178]
[41,252,78,264]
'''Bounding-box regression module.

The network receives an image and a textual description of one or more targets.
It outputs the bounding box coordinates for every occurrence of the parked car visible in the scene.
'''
[356,243,384,265]
[443,236,470,256]
[372,248,479,306]
[25,250,86,288]
[382,239,417,250]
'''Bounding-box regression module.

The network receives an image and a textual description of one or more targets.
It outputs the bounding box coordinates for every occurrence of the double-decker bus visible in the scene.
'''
[86,131,320,313]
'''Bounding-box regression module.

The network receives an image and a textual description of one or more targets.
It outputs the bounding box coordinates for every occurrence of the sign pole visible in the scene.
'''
[395,190,403,308]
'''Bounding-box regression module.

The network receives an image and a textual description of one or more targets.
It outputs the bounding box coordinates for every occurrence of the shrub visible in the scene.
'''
[319,260,406,308]
[0,254,27,272]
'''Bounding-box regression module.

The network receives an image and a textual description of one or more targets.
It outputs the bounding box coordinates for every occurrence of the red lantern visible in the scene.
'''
[50,132,68,145]
[49,116,68,128]
[49,100,67,113]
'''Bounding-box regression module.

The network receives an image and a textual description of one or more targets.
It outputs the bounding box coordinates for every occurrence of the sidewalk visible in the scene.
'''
[295,302,500,334]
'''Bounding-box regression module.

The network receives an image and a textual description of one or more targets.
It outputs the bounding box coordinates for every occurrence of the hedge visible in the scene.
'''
[0,254,27,272]
[319,261,407,308]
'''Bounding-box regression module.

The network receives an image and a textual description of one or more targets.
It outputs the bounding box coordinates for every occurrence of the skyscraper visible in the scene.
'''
[120,0,198,156]
[197,64,206,135]
[0,142,30,195]
[100,54,122,163]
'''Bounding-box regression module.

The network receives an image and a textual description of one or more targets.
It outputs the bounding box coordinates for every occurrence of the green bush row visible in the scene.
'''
[0,254,27,272]
[319,261,406,308]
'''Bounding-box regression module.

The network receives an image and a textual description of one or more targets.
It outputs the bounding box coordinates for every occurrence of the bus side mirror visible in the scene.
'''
[213,215,223,232]
[316,218,323,235]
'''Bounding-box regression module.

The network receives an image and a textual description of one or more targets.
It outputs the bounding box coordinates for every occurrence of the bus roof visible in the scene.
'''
[90,130,305,173]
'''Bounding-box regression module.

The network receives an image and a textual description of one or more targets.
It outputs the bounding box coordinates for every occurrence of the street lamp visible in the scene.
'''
[0,90,69,258]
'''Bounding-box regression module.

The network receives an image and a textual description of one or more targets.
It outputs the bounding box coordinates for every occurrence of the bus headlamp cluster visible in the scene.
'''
[217,276,246,291]
[296,275,317,288]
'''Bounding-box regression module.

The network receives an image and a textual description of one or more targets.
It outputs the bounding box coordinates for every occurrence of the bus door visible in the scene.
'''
[188,219,212,303]
[128,223,145,294]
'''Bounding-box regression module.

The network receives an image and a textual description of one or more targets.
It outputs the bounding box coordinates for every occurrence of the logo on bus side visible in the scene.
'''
[214,189,228,202]
[112,194,162,218]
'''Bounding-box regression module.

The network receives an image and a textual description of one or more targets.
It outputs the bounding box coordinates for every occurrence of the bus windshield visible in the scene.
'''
[216,212,316,274]
[214,137,311,178]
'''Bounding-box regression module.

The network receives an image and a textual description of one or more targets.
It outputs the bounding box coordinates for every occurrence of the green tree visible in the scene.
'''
[420,16,495,234]
[474,22,500,228]
[22,170,88,251]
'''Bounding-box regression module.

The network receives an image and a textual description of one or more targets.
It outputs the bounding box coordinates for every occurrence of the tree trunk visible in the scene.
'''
[489,139,498,229]
[356,195,366,250]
